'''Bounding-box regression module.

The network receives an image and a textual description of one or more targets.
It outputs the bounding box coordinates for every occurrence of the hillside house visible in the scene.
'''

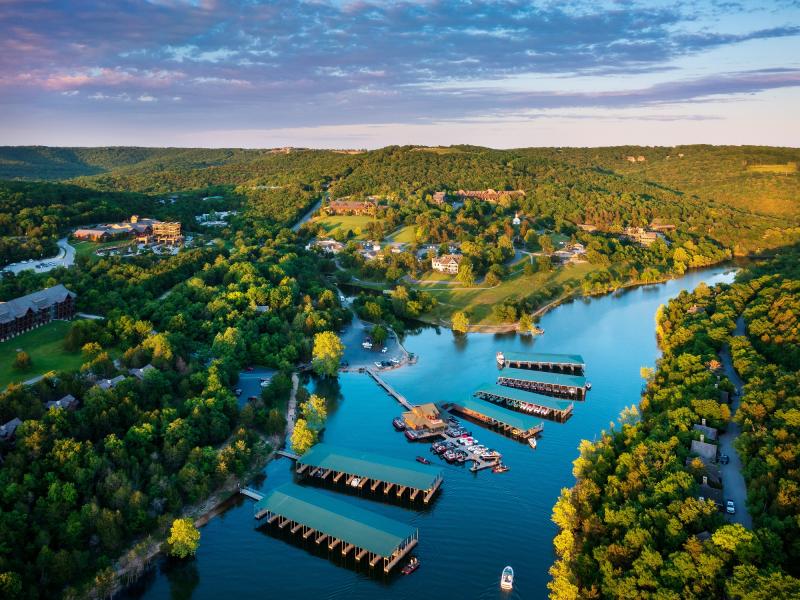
[432,254,463,274]
[623,227,659,246]
[432,191,447,205]
[455,189,525,203]
[45,394,78,411]
[0,417,22,442]
[0,284,76,341]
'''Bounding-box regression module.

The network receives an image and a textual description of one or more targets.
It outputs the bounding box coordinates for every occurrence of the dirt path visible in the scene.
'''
[717,315,753,529]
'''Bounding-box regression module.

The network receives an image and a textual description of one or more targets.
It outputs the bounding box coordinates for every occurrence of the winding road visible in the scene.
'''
[717,315,753,529]
[2,237,76,275]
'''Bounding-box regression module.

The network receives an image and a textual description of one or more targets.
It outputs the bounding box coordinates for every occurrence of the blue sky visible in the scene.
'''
[0,0,798,148]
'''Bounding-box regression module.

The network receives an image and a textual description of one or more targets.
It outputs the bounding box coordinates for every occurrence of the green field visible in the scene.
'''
[0,321,84,388]
[746,163,798,174]
[313,215,377,240]
[387,225,417,243]
[73,239,134,260]
[416,262,600,325]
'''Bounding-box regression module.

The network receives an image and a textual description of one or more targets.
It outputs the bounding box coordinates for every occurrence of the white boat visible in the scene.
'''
[586,382,592,390]
[496,351,505,366]
[500,565,514,590]
[528,437,537,450]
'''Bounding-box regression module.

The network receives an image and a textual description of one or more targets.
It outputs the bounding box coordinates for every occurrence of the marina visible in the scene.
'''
[295,443,444,504]
[254,483,419,574]
[497,369,590,400]
[443,396,545,441]
[123,266,736,600]
[474,384,574,423]
[496,351,585,375]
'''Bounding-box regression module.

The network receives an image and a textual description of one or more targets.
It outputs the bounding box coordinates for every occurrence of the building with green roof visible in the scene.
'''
[472,383,574,423]
[497,351,585,374]
[296,443,443,503]
[497,368,589,400]
[254,483,418,573]
[444,395,546,439]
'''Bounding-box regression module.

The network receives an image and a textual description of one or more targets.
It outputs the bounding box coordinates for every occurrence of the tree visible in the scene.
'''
[452,311,469,334]
[312,331,344,377]
[12,351,31,372]
[371,325,388,346]
[519,313,534,333]
[539,234,554,254]
[167,518,200,559]
[291,418,317,454]
[457,263,475,286]
[301,394,328,430]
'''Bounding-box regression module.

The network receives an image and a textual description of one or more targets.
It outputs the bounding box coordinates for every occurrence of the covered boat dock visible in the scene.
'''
[254,483,418,573]
[474,384,574,423]
[497,369,589,400]
[443,396,545,440]
[498,351,585,375]
[295,443,443,504]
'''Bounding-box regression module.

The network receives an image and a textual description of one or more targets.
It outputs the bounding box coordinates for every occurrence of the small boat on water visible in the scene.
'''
[493,464,510,474]
[586,382,592,390]
[496,351,505,367]
[443,449,457,463]
[528,437,537,450]
[402,557,420,575]
[392,417,406,431]
[416,456,431,465]
[500,565,514,590]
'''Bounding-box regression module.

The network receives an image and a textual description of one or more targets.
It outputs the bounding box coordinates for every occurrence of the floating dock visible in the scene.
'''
[473,384,574,423]
[497,351,585,375]
[366,368,414,410]
[254,483,418,574]
[296,443,444,504]
[443,396,545,440]
[497,369,589,400]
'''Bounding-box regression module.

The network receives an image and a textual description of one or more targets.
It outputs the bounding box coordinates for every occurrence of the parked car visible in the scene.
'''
[719,454,730,465]
[726,500,736,514]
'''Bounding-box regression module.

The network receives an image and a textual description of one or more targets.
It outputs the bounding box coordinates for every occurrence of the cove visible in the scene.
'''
[122,266,736,600]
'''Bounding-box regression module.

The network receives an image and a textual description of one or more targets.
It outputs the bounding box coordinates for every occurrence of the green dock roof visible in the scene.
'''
[474,383,575,412]
[498,370,587,388]
[297,443,442,491]
[254,483,416,557]
[501,351,585,366]
[452,395,546,431]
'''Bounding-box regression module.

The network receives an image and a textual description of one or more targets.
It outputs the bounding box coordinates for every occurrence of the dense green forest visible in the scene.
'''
[549,245,800,599]
[0,189,348,598]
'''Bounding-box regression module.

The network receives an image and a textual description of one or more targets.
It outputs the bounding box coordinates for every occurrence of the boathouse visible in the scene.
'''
[473,384,574,423]
[254,483,418,573]
[444,396,545,440]
[497,369,589,400]
[497,351,585,375]
[402,403,446,433]
[295,443,443,504]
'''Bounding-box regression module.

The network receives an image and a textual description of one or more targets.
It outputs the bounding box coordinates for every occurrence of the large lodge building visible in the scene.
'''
[0,285,76,342]
[324,199,377,216]
[73,215,182,245]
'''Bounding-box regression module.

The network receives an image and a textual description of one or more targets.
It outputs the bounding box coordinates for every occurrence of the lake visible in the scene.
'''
[123,266,736,600]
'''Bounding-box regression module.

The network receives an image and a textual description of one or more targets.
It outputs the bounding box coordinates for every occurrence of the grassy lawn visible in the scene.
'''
[387,225,417,244]
[746,163,797,174]
[0,321,84,388]
[312,215,378,240]
[73,239,134,260]
[416,262,601,325]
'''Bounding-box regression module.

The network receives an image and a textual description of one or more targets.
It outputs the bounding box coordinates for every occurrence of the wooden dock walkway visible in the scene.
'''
[366,368,414,410]
[240,487,264,501]
[277,450,299,460]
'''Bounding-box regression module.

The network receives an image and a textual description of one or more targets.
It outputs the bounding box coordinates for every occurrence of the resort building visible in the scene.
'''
[431,253,462,274]
[455,189,525,203]
[152,222,183,245]
[623,227,659,246]
[690,437,718,462]
[693,420,718,442]
[402,403,446,433]
[432,191,447,205]
[129,364,156,380]
[97,375,126,391]
[45,394,78,411]
[306,239,344,254]
[73,215,178,244]
[0,284,76,342]
[324,199,377,216]
[0,417,22,442]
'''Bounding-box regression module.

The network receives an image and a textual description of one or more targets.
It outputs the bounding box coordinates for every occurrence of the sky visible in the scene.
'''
[0,0,798,148]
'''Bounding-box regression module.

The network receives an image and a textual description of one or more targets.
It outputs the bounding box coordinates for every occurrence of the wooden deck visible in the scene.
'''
[366,368,414,410]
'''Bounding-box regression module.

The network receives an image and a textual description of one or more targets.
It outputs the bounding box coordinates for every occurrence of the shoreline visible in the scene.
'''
[101,372,302,598]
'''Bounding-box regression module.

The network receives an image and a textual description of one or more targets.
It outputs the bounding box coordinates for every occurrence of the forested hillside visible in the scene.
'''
[549,245,800,599]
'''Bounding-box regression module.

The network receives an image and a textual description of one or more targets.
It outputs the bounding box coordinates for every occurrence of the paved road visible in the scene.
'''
[3,237,76,275]
[717,315,753,529]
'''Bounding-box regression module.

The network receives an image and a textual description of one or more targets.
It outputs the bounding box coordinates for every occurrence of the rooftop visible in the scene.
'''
[0,285,76,323]
[254,483,416,557]
[498,369,587,388]
[453,395,548,431]
[475,383,575,411]
[297,443,442,491]
[501,351,585,367]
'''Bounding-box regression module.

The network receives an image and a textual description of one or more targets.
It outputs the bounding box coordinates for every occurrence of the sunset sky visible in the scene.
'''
[1,0,798,148]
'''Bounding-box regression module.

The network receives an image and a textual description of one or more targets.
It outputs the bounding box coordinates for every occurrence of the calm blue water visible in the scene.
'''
[124,267,736,600]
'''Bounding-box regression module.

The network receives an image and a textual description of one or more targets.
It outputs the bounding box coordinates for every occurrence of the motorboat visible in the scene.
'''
[528,437,537,450]
[493,464,510,474]
[443,450,457,462]
[350,477,361,488]
[500,565,514,590]
[401,557,420,575]
[496,351,505,366]
[392,417,406,431]
[586,382,592,390]
[416,456,431,465]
